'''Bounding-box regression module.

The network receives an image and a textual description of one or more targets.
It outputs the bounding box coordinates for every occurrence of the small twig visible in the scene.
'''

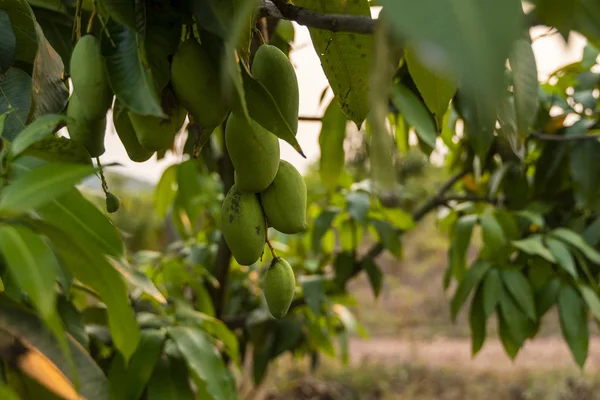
[86,0,97,34]
[71,0,84,43]
[191,124,203,158]
[530,132,600,142]
[265,219,278,259]
[298,116,323,122]
[96,157,109,195]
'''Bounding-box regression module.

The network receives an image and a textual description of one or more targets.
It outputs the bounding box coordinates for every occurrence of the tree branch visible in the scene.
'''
[261,0,376,34]
[530,132,600,142]
[298,116,323,122]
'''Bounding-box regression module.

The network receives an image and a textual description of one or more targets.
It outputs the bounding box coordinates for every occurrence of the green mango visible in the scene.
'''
[105,192,120,213]
[67,93,106,157]
[69,35,113,120]
[221,184,266,265]
[226,112,280,193]
[252,44,299,134]
[128,89,187,152]
[260,160,307,234]
[171,39,229,131]
[263,257,295,319]
[113,101,154,162]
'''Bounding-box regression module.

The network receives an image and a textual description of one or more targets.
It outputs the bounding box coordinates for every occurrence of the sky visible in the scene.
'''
[96,12,590,184]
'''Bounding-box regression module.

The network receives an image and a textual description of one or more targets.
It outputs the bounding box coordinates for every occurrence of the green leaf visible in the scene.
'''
[536,277,560,317]
[382,208,415,231]
[482,269,503,317]
[346,191,370,225]
[448,215,477,281]
[498,290,531,344]
[22,136,92,165]
[469,286,487,356]
[382,0,523,157]
[154,163,178,219]
[536,0,600,46]
[368,113,396,190]
[500,268,536,321]
[30,22,68,120]
[111,258,166,304]
[0,225,58,322]
[103,22,164,117]
[395,114,409,153]
[512,235,556,263]
[546,238,578,278]
[319,97,347,190]
[570,140,600,209]
[558,284,589,368]
[0,385,18,400]
[450,259,491,321]
[391,84,437,147]
[147,356,194,400]
[57,297,88,350]
[311,207,340,253]
[583,218,600,246]
[34,8,73,74]
[479,214,506,259]
[294,0,371,127]
[370,218,402,259]
[1,0,37,63]
[0,162,95,215]
[9,114,67,157]
[0,10,16,71]
[579,284,600,321]
[361,257,383,298]
[0,67,33,141]
[334,251,355,288]
[405,48,456,129]
[108,329,166,400]
[550,228,600,264]
[169,326,237,400]
[498,311,521,360]
[300,275,327,316]
[0,296,110,400]
[509,39,539,137]
[240,62,304,155]
[100,0,135,29]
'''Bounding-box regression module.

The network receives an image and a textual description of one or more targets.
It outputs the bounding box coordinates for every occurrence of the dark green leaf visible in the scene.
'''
[147,356,194,400]
[169,327,237,400]
[346,191,370,225]
[361,257,383,298]
[22,136,92,165]
[450,259,491,321]
[479,214,506,259]
[57,297,88,350]
[334,252,355,288]
[499,290,531,344]
[0,11,16,71]
[469,286,487,355]
[550,228,600,264]
[300,275,327,317]
[448,214,477,281]
[500,268,536,321]
[311,207,340,253]
[406,48,456,129]
[10,114,66,157]
[391,84,437,147]
[482,269,503,316]
[558,284,589,368]
[546,238,578,278]
[583,218,600,246]
[0,67,32,141]
[570,140,600,209]
[0,162,95,215]
[498,312,521,360]
[536,277,560,317]
[509,39,539,137]
[370,218,402,259]
[536,0,600,46]
[34,9,73,74]
[154,163,178,219]
[319,97,347,190]
[512,235,556,263]
[108,329,166,400]
[100,0,135,29]
[579,284,600,321]
[294,0,371,127]
[111,258,166,304]
[1,0,37,63]
[103,22,164,117]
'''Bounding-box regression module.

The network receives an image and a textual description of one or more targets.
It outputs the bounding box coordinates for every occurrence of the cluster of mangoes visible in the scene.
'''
[220,45,307,319]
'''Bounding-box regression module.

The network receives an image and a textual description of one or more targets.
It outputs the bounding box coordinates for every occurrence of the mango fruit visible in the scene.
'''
[67,93,106,157]
[171,39,229,131]
[113,101,154,162]
[225,112,280,193]
[128,89,186,152]
[252,44,299,134]
[70,35,113,120]
[260,160,307,234]
[221,184,266,265]
[263,257,295,319]
[105,192,120,213]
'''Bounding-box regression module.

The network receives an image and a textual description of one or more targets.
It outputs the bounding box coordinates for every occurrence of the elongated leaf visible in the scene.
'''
[406,48,456,129]
[509,39,539,138]
[450,259,491,321]
[0,163,95,215]
[311,207,340,253]
[382,0,523,157]
[319,97,347,190]
[512,235,556,263]
[1,0,37,63]
[479,214,506,259]
[110,258,166,304]
[0,297,110,400]
[169,327,237,400]
[103,22,164,117]
[300,275,327,316]
[294,0,371,127]
[499,290,531,344]
[546,238,578,278]
[346,191,370,225]
[570,140,600,209]
[579,285,600,321]
[108,329,166,400]
[500,268,536,321]
[34,9,73,74]
[361,257,383,298]
[0,10,16,71]
[391,84,437,147]
[536,0,600,45]
[550,228,600,264]
[370,218,402,259]
[101,0,135,29]
[536,277,560,317]
[482,269,503,316]
[449,214,477,281]
[154,163,178,218]
[240,62,303,155]
[0,225,58,321]
[147,356,194,400]
[0,67,32,141]
[469,286,487,355]
[10,114,67,157]
[558,285,588,368]
[498,311,521,360]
